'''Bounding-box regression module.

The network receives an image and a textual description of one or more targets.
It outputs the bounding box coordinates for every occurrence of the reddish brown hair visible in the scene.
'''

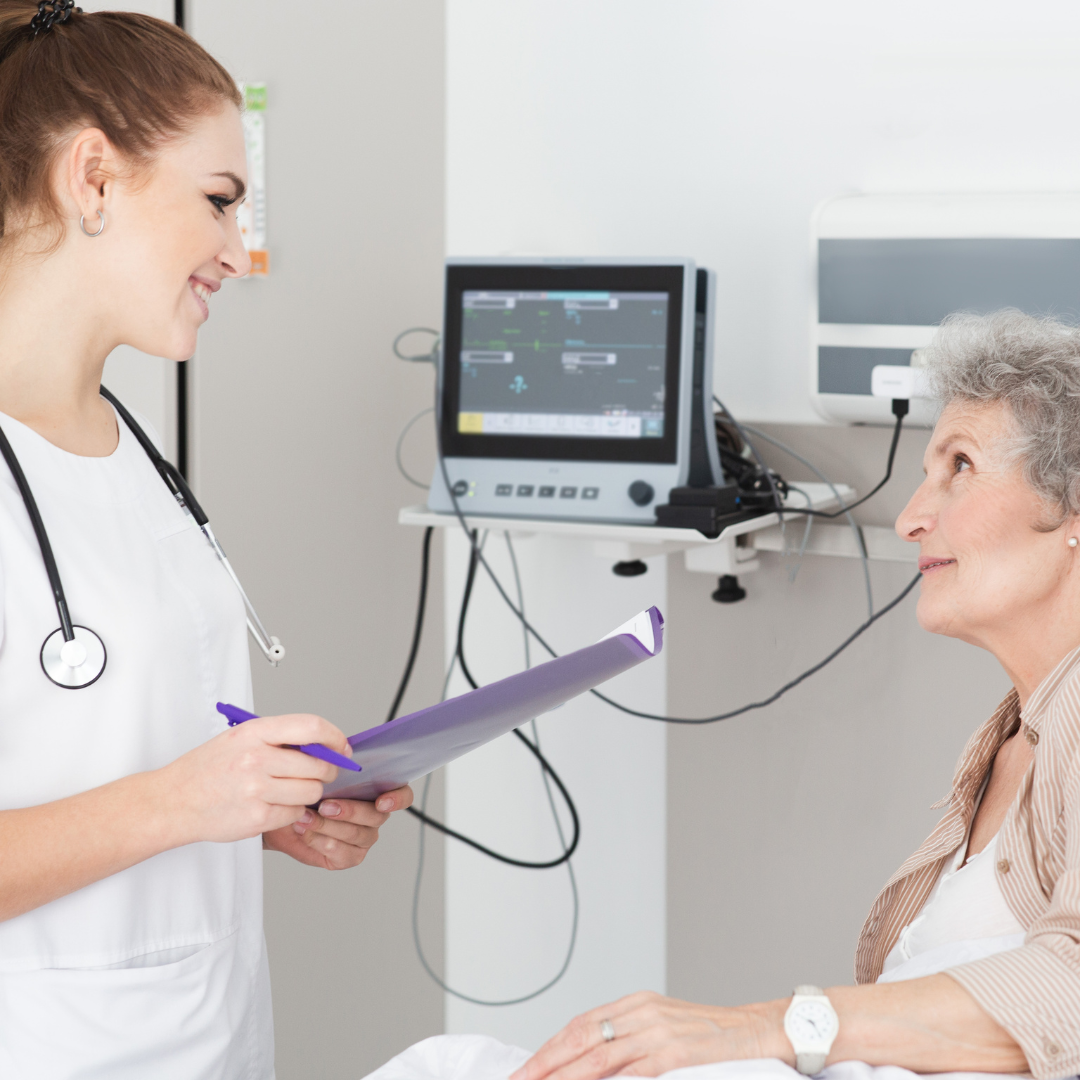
[0,1,240,241]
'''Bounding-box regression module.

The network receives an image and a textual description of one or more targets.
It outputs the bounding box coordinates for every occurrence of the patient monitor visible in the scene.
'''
[427,257,724,524]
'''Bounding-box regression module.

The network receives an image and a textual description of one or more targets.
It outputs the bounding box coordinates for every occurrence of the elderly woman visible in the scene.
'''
[481,309,1080,1080]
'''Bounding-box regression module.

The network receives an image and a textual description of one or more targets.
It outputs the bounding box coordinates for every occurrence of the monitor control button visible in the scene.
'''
[538,485,555,497]
[628,480,655,506]
[559,486,577,499]
[517,485,535,496]
[452,480,469,496]
[582,487,599,500]
[495,484,512,496]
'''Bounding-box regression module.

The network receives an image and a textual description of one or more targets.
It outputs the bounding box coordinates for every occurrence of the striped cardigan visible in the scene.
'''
[855,645,1080,1079]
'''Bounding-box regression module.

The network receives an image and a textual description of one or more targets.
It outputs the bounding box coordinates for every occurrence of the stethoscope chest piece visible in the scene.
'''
[40,625,107,689]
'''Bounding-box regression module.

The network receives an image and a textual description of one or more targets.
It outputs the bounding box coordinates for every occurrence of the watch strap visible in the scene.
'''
[795,1052,827,1075]
[788,986,833,1076]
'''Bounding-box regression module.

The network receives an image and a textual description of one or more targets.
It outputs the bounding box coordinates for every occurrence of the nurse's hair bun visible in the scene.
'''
[28,1,81,36]
[0,0,240,246]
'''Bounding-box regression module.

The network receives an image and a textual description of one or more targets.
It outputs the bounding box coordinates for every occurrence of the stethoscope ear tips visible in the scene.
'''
[267,637,286,663]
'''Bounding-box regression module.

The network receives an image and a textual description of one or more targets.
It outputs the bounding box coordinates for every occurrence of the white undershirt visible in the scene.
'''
[880,781,1025,985]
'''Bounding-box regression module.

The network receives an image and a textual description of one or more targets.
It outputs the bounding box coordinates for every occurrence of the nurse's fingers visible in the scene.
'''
[263,745,337,783]
[263,777,327,809]
[303,828,375,869]
[251,713,352,757]
[301,816,381,848]
[373,785,414,813]
[317,799,390,827]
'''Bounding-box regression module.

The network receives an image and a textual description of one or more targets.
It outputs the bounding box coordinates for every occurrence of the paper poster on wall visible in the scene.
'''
[237,82,268,276]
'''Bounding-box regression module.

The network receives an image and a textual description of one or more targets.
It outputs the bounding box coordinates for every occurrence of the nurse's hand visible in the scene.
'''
[159,712,353,844]
[262,786,414,870]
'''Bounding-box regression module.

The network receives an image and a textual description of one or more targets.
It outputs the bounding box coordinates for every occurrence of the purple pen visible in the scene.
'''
[216,702,361,772]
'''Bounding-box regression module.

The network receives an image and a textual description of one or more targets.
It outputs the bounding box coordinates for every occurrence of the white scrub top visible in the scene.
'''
[0,407,274,1079]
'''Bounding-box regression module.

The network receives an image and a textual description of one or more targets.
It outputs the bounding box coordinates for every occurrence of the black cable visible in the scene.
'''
[384,526,434,723]
[588,571,921,723]
[727,395,909,520]
[390,523,580,868]
[405,531,579,1005]
[434,452,921,728]
[432,424,909,724]
[713,392,786,518]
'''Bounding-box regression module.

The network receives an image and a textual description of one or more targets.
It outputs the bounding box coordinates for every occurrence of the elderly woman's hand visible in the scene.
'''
[262,785,414,870]
[509,992,788,1080]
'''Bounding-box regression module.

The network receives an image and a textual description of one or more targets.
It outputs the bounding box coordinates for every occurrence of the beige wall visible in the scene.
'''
[666,422,1011,1004]
[187,3,448,1076]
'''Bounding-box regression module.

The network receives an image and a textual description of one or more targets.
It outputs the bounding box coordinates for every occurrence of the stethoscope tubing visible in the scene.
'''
[0,386,283,689]
[0,421,76,643]
[98,387,283,662]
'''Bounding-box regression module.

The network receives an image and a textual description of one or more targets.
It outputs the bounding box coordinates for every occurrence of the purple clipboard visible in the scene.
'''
[322,606,664,802]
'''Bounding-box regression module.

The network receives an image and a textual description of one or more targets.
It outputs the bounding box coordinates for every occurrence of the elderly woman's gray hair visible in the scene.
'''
[925,309,1080,526]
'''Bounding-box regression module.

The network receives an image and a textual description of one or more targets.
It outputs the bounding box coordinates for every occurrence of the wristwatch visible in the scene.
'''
[783,985,839,1076]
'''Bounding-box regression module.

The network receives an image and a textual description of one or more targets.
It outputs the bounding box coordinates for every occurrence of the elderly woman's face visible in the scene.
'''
[896,400,1076,646]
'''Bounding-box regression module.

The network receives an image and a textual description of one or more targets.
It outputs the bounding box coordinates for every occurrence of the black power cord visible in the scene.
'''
[404,530,580,1007]
[392,527,580,869]
[384,526,434,724]
[588,571,921,723]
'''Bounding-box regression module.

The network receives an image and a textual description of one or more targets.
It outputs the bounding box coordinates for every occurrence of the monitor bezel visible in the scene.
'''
[440,263,686,464]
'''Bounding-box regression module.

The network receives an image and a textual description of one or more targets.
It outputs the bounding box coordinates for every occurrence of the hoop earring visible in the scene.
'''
[79,210,105,237]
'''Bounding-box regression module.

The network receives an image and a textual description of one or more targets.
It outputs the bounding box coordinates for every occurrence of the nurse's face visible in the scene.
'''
[83,104,252,361]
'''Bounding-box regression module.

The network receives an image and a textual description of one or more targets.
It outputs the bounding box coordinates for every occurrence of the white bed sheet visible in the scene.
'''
[361,1034,1024,1080]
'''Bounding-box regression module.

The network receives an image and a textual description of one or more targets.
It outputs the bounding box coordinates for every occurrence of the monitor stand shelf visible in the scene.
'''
[400,481,916,579]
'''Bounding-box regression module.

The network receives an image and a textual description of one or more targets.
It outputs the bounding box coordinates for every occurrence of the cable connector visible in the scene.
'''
[871,364,928,402]
[892,397,910,419]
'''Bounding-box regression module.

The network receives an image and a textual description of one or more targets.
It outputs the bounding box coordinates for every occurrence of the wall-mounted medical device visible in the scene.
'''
[812,193,1080,425]
[427,258,724,523]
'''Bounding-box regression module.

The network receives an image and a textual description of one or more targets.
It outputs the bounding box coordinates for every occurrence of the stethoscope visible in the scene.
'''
[0,385,284,690]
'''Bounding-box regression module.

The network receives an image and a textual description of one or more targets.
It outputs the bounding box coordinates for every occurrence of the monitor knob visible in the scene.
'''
[628,480,655,506]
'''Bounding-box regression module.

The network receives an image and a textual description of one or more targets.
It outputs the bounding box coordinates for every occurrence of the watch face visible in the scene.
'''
[786,1001,839,1045]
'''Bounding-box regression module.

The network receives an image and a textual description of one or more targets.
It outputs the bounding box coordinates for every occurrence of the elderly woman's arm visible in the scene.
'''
[512,975,1025,1080]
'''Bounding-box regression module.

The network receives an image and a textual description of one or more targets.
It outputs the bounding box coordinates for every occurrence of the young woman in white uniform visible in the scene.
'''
[0,4,412,1076]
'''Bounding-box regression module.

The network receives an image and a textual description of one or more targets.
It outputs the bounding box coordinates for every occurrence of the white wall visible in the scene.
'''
[447,0,1080,423]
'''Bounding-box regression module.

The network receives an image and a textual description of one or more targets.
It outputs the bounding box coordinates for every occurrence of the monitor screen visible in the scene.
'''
[458,289,668,440]
[441,264,685,464]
